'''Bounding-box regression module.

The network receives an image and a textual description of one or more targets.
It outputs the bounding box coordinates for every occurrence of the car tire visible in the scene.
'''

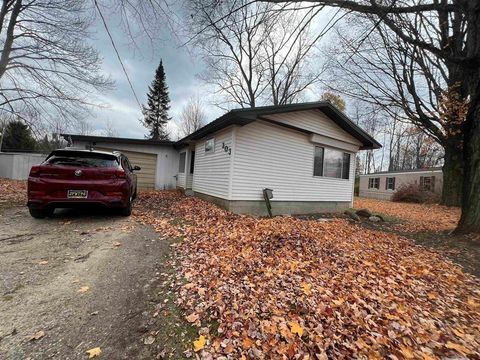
[29,207,54,219]
[120,197,132,217]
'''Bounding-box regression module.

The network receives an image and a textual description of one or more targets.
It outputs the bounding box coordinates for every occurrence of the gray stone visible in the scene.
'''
[356,208,373,217]
[369,215,382,222]
[344,209,360,222]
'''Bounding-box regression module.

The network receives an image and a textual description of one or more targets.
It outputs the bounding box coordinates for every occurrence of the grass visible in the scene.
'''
[148,237,198,359]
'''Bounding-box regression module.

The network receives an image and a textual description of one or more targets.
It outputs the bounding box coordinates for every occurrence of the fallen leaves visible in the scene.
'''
[78,286,90,293]
[445,341,472,355]
[29,330,45,341]
[289,321,304,337]
[0,178,27,204]
[354,197,460,232]
[193,335,206,352]
[135,191,480,358]
[86,347,101,358]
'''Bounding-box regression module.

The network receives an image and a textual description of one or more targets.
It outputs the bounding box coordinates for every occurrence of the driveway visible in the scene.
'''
[0,205,172,359]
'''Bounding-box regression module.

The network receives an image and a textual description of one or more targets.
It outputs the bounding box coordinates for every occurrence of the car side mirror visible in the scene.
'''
[133,165,141,171]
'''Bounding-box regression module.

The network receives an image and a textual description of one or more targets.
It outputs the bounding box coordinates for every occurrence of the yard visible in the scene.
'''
[1,179,479,359]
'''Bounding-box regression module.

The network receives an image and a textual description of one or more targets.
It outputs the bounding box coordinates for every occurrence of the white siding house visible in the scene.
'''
[64,101,380,215]
[359,168,443,200]
[175,102,380,215]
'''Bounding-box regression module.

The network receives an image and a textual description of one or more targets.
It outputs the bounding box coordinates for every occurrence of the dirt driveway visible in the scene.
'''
[0,205,172,359]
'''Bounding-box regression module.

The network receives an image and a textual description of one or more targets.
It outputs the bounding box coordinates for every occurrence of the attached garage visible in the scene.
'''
[96,147,157,190]
[63,134,179,190]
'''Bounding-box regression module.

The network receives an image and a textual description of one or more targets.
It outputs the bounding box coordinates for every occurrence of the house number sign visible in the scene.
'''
[222,142,232,155]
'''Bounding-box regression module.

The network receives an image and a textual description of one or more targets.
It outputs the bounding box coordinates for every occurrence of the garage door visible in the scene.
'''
[96,147,157,190]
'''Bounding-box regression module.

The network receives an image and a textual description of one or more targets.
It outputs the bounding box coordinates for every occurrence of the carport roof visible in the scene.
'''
[61,134,175,146]
[175,101,381,150]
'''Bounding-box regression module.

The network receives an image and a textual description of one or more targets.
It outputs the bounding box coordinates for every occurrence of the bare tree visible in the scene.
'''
[323,18,462,206]
[179,96,206,137]
[0,0,113,128]
[256,0,480,233]
[187,1,322,108]
[103,119,119,137]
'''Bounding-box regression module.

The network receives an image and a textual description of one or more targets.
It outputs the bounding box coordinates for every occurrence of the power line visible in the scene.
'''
[93,0,143,111]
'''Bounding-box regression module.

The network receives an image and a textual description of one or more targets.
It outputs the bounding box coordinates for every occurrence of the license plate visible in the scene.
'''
[67,190,88,199]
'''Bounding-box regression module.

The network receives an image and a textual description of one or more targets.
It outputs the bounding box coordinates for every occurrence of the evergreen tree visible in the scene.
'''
[1,120,37,151]
[142,60,171,140]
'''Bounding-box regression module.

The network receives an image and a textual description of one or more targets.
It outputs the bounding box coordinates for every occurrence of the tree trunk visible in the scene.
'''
[455,103,480,233]
[441,141,463,206]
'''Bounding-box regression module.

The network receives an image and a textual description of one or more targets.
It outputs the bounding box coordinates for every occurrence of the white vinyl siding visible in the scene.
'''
[230,121,355,202]
[177,173,186,188]
[359,170,443,200]
[264,109,362,146]
[192,128,233,199]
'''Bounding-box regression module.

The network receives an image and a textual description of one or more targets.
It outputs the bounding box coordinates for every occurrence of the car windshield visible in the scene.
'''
[46,155,118,168]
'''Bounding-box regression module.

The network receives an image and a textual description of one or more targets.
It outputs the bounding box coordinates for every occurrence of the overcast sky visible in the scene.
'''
[85,7,338,140]
[87,12,223,140]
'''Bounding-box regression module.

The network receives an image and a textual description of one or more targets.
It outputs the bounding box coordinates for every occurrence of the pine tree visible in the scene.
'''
[142,60,171,140]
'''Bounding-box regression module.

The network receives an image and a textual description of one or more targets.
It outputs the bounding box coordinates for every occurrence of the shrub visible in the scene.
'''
[392,183,440,203]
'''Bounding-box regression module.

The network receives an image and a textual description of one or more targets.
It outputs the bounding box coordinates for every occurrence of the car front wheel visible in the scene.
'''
[28,207,54,219]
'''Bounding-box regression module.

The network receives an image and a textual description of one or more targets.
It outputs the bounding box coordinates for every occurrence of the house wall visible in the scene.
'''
[73,140,178,190]
[264,109,363,146]
[0,153,46,180]
[230,120,357,207]
[192,127,233,199]
[359,170,443,200]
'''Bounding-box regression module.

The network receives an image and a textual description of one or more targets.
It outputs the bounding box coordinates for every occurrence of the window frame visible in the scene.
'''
[386,177,395,190]
[368,177,380,189]
[204,138,215,154]
[312,146,351,180]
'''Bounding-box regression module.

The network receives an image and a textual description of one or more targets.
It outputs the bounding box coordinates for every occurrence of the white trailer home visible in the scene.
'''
[65,101,380,216]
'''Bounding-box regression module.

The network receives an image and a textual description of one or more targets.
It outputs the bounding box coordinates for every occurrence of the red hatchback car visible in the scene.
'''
[27,149,140,218]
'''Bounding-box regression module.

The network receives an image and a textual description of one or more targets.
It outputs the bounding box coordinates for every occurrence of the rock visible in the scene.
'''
[369,215,382,222]
[356,208,373,218]
[344,209,360,222]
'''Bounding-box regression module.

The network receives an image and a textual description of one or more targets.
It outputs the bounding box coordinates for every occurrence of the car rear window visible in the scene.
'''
[46,153,118,168]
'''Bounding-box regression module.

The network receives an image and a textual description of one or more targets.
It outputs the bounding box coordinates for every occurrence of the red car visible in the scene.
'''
[27,149,140,218]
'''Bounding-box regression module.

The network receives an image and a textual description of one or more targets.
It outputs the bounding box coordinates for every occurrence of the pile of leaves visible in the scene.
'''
[354,197,460,233]
[0,178,27,204]
[135,192,479,359]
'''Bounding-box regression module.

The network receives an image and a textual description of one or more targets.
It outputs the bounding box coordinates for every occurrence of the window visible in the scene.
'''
[313,146,351,179]
[205,138,215,153]
[313,147,324,176]
[178,152,186,173]
[386,177,395,190]
[420,176,435,191]
[368,177,380,189]
[190,151,195,174]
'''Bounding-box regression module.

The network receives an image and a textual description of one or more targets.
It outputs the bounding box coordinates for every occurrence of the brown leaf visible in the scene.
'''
[29,330,45,341]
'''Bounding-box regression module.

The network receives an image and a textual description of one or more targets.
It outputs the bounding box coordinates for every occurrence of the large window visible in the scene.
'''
[368,177,380,189]
[420,176,435,191]
[313,146,351,179]
[178,152,186,173]
[386,177,396,190]
[205,138,215,153]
